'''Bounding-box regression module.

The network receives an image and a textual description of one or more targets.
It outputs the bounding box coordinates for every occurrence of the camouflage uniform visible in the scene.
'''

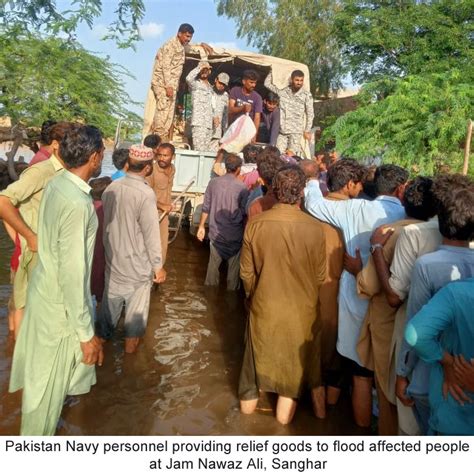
[186,65,214,151]
[264,72,314,155]
[151,36,185,140]
[209,90,229,151]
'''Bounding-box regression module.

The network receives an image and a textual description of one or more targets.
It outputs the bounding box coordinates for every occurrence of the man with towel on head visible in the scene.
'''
[98,145,167,354]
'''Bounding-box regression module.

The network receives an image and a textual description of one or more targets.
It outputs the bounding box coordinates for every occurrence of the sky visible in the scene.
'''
[70,0,254,116]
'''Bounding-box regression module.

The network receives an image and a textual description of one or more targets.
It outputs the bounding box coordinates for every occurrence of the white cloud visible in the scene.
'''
[210,42,238,50]
[139,22,165,39]
[91,23,109,39]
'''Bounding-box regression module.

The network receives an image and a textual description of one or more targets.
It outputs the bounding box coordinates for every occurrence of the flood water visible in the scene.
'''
[0,225,368,436]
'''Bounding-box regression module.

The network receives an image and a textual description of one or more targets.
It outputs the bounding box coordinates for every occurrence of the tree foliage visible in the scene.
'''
[320,0,474,174]
[216,0,343,96]
[0,0,145,48]
[334,0,473,83]
[0,32,141,138]
[323,70,474,175]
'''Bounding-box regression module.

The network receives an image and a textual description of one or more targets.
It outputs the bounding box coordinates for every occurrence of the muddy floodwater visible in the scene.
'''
[0,226,369,436]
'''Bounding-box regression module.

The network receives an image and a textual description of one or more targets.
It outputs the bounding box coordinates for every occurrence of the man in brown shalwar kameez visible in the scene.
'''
[146,142,176,264]
[239,165,326,424]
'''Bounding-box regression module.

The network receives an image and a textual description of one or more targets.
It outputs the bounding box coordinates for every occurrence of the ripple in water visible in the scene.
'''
[151,383,201,419]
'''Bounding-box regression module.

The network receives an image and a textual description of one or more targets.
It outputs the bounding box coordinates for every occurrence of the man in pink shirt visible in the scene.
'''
[29,120,57,166]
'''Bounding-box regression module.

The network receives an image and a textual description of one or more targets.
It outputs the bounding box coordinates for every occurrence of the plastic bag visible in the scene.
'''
[220,115,256,153]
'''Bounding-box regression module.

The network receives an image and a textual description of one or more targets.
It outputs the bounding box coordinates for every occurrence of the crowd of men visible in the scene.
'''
[0,22,472,438]
[146,23,313,156]
[0,121,174,434]
[199,147,474,434]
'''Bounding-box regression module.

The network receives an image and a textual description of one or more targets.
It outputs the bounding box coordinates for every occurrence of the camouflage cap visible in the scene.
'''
[216,72,230,86]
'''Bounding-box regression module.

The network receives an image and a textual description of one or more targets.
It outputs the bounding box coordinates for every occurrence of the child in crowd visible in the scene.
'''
[111,148,129,181]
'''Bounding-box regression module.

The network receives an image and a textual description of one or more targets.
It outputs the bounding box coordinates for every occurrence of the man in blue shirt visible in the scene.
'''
[406,278,474,435]
[305,162,408,427]
[397,174,474,434]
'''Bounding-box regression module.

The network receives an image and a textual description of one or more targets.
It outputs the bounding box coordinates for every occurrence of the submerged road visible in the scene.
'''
[0,227,367,436]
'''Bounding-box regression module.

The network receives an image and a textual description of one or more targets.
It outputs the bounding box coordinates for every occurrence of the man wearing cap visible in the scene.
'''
[147,23,213,140]
[186,60,214,151]
[98,145,167,354]
[211,72,230,149]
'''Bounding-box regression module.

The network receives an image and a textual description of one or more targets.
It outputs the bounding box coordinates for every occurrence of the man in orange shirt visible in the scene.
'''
[146,143,176,263]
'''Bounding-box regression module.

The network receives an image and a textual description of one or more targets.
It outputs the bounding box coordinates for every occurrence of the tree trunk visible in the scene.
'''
[0,125,39,148]
[1,125,39,181]
[6,136,23,181]
[0,126,16,143]
[463,119,473,176]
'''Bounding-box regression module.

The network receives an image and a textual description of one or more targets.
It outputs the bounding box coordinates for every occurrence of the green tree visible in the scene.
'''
[0,0,145,48]
[323,71,474,175]
[0,32,141,138]
[216,0,343,96]
[334,0,473,83]
[320,0,474,174]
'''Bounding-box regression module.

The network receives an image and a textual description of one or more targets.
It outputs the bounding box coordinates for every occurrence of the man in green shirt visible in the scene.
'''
[0,122,72,337]
[9,124,105,435]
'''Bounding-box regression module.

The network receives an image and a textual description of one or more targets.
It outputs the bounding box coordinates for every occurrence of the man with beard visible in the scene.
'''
[228,69,263,141]
[146,143,176,264]
[186,61,214,151]
[9,125,105,435]
[264,69,314,155]
[146,23,213,140]
[98,145,167,354]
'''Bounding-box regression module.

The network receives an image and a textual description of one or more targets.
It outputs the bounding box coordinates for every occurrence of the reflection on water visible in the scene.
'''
[1,148,117,178]
[0,227,366,436]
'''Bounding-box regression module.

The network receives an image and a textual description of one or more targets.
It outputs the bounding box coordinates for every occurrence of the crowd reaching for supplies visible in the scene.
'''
[0,22,473,437]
